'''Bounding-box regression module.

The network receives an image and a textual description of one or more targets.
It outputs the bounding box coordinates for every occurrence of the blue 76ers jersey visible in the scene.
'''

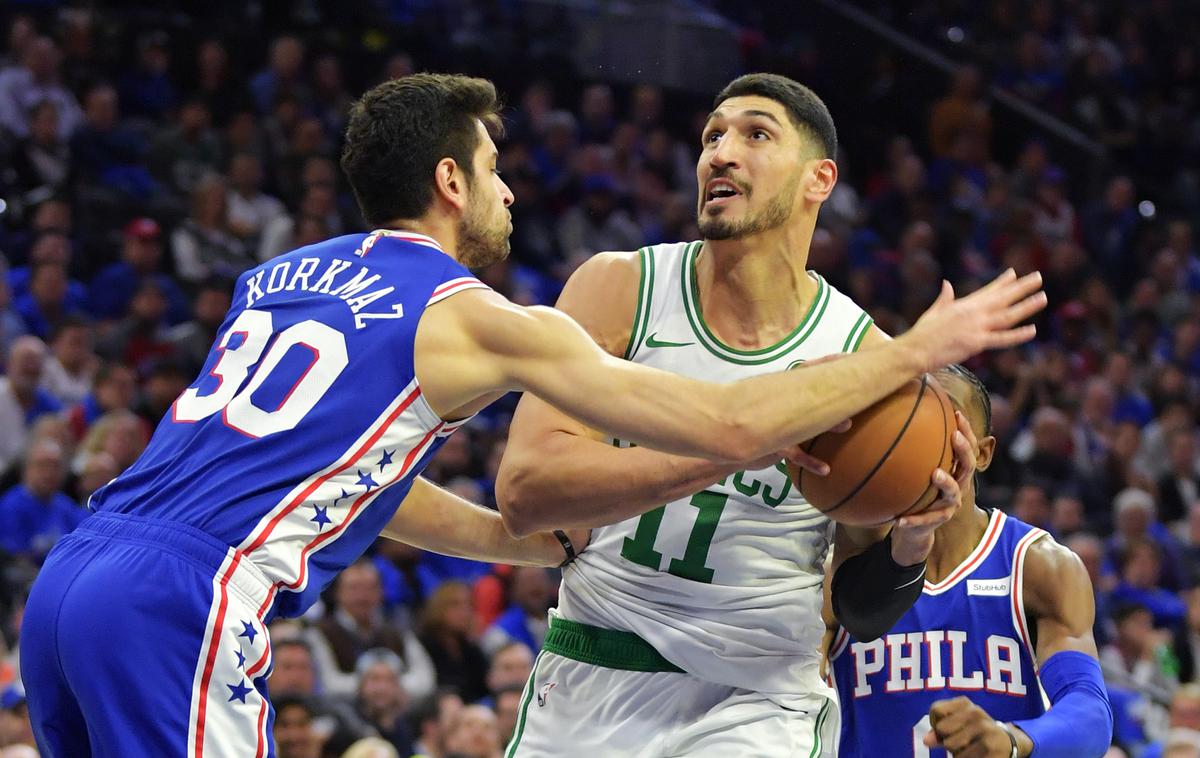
[88,230,487,620]
[830,510,1049,757]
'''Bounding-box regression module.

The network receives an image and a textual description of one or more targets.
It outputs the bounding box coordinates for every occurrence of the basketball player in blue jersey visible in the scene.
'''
[20,72,1043,758]
[828,365,1113,758]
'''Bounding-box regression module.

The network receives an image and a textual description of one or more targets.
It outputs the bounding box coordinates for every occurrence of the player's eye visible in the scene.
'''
[703,130,722,145]
[750,129,770,141]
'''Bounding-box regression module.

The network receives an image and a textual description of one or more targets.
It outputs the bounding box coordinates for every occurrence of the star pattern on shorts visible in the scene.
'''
[311,504,331,530]
[227,679,252,704]
[378,449,395,472]
[235,649,246,669]
[356,470,378,491]
[237,621,257,645]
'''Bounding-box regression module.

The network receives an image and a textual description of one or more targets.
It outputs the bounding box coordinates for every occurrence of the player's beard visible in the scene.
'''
[457,186,511,269]
[698,170,802,241]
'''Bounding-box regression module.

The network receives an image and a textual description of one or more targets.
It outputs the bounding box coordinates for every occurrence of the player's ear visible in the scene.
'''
[433,157,468,212]
[803,158,837,203]
[976,435,996,472]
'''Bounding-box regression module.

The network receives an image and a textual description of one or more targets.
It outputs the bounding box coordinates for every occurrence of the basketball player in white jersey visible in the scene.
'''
[495,74,1006,755]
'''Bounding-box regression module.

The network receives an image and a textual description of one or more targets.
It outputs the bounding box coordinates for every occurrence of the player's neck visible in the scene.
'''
[923,503,990,584]
[696,225,819,351]
[379,216,460,262]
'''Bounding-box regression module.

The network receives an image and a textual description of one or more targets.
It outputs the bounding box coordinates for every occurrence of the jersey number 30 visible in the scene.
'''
[173,308,349,437]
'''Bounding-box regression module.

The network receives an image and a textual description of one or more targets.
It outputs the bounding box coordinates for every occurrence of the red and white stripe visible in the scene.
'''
[1010,527,1048,673]
[356,229,444,257]
[428,276,489,306]
[187,550,273,758]
[923,510,1006,595]
[828,626,851,662]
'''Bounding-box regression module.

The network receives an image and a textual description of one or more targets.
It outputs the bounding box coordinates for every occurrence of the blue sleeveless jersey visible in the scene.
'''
[88,230,488,620]
[830,510,1049,757]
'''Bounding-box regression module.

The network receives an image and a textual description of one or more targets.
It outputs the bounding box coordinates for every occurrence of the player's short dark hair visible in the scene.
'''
[713,73,837,158]
[938,363,992,436]
[341,73,504,227]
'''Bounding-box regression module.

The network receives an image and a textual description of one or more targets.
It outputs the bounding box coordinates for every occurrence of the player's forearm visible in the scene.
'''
[383,477,567,567]
[714,335,930,460]
[496,432,732,537]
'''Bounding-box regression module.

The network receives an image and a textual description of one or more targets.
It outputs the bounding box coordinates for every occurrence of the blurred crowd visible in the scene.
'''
[0,1,1199,757]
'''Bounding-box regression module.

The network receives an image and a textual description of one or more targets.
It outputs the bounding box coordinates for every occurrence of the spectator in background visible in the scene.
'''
[355,648,414,756]
[310,560,436,700]
[40,316,96,406]
[929,65,992,159]
[95,279,174,370]
[341,738,400,758]
[418,582,489,704]
[310,53,352,140]
[1160,428,1200,524]
[1173,589,1200,684]
[443,704,503,758]
[409,688,463,758]
[118,30,175,121]
[492,683,524,749]
[250,36,308,115]
[70,83,155,201]
[226,152,286,246]
[8,100,73,199]
[1143,684,1200,758]
[258,183,341,262]
[133,358,188,425]
[74,450,117,504]
[0,337,60,475]
[0,37,82,140]
[272,695,322,758]
[193,39,246,128]
[14,260,86,340]
[87,217,190,325]
[72,408,147,478]
[1102,602,1178,717]
[166,278,231,375]
[484,643,532,700]
[171,174,251,285]
[1113,538,1188,628]
[0,685,35,752]
[65,361,136,441]
[0,440,85,562]
[148,97,221,198]
[269,637,373,750]
[555,174,642,262]
[479,567,553,657]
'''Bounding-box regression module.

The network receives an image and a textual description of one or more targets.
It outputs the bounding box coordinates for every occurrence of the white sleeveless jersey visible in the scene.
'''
[557,240,873,708]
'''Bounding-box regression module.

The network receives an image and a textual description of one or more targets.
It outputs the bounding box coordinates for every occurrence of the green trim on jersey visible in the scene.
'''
[623,247,655,360]
[808,699,831,758]
[680,241,830,365]
[504,650,546,757]
[542,616,684,673]
[841,312,873,353]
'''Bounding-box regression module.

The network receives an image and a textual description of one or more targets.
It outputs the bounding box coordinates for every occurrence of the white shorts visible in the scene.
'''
[505,616,838,758]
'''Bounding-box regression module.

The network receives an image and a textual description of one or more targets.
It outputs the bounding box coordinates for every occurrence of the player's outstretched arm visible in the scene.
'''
[381,477,587,567]
[925,538,1112,758]
[418,267,1044,532]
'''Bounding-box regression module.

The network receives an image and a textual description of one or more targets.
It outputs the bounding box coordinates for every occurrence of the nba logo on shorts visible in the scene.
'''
[537,682,557,707]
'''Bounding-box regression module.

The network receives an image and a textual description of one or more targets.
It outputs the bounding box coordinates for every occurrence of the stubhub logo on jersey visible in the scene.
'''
[245,257,404,329]
[967,578,1011,596]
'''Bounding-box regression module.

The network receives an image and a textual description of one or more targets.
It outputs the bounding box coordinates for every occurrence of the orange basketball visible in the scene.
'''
[789,375,956,527]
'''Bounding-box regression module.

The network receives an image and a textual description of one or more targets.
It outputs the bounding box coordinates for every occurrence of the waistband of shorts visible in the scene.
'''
[544,615,684,673]
[75,511,274,615]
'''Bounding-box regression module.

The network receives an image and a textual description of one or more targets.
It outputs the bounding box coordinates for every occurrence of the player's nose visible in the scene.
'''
[500,177,515,207]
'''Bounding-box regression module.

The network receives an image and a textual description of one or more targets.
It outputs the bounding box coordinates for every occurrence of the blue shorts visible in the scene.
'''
[21,511,278,758]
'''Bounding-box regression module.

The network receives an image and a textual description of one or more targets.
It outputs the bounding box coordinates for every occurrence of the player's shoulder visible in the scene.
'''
[557,249,652,356]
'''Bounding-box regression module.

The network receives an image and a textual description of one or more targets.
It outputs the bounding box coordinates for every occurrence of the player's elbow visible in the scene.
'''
[495,462,544,539]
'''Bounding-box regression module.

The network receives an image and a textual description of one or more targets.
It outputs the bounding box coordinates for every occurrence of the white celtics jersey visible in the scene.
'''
[557,241,874,708]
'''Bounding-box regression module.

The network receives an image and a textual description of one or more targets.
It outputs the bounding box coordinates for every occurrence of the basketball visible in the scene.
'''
[789,374,956,527]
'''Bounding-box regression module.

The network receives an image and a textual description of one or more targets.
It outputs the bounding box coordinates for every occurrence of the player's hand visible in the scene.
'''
[925,697,1032,757]
[889,417,971,565]
[767,419,852,475]
[905,269,1046,371]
